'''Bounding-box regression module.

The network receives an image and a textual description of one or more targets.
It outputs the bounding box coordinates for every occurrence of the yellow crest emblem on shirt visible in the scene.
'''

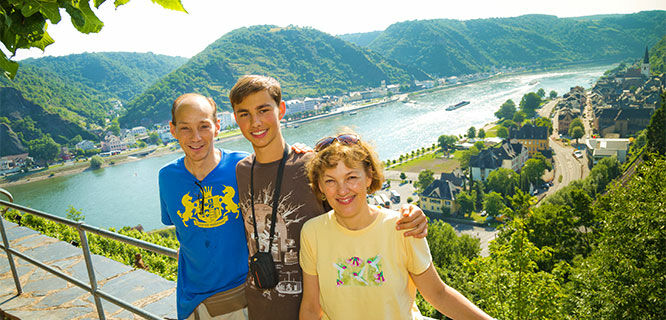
[177,185,240,228]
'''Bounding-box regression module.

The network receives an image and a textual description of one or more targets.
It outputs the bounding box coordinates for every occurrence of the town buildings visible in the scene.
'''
[585,138,630,165]
[469,140,528,181]
[509,124,550,157]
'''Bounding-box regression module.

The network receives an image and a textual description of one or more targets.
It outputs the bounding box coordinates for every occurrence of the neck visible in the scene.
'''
[184,149,221,181]
[335,204,378,231]
[254,136,287,163]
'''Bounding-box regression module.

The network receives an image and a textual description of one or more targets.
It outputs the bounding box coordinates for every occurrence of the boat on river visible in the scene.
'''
[445,101,470,111]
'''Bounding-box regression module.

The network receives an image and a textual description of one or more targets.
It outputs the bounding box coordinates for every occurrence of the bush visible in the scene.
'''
[90,155,104,169]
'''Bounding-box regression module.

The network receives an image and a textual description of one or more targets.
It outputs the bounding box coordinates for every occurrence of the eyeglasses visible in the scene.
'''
[314,134,360,152]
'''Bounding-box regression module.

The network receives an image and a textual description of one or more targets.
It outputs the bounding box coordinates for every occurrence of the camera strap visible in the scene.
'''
[250,143,289,254]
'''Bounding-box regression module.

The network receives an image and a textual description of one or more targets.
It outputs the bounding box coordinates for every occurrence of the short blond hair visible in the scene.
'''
[307,131,384,200]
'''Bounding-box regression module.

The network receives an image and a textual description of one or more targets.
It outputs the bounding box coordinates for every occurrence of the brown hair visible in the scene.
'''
[171,93,217,124]
[229,75,282,109]
[307,130,384,200]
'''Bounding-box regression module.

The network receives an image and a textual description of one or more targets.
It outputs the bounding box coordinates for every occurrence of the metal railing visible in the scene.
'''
[0,188,177,319]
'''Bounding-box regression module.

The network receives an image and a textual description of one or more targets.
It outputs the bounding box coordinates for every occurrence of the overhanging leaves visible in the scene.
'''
[0,50,19,78]
[63,0,104,34]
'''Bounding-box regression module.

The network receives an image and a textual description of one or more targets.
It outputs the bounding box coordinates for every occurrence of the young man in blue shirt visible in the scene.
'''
[159,93,249,320]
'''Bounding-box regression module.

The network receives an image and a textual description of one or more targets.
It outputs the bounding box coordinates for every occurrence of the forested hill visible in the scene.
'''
[337,31,383,47]
[120,25,428,127]
[649,35,666,75]
[365,11,666,77]
[20,52,188,103]
[0,52,186,144]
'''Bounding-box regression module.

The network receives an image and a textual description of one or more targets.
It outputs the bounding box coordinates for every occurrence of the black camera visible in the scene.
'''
[250,252,278,289]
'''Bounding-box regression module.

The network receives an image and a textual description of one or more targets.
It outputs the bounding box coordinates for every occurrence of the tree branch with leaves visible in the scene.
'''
[0,0,186,79]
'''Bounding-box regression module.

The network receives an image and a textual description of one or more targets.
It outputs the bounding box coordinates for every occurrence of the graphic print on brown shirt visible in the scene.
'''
[236,150,324,320]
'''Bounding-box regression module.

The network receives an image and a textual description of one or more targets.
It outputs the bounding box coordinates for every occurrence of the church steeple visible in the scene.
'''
[641,46,650,77]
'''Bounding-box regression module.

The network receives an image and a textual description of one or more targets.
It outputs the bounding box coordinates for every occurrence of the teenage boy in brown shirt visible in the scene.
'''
[230,75,428,320]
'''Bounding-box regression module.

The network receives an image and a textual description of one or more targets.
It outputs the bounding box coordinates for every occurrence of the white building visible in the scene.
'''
[101,135,128,152]
[157,128,175,143]
[218,111,236,129]
[75,140,96,151]
[131,126,148,137]
[585,138,630,165]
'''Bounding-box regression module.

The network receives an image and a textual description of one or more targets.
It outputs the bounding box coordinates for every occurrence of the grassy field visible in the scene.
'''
[390,151,460,173]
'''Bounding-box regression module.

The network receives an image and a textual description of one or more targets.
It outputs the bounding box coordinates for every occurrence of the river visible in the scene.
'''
[4,63,614,231]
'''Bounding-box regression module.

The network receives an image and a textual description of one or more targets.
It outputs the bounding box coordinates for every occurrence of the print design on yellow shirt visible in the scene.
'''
[334,255,385,287]
[177,185,240,228]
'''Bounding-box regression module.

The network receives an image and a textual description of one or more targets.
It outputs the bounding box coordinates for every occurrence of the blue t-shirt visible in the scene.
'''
[159,149,250,319]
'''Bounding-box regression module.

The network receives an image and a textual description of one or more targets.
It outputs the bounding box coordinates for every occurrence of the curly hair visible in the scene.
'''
[307,130,384,200]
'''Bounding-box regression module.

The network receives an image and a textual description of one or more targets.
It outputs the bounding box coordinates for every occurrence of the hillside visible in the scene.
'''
[649,35,666,74]
[367,11,666,76]
[337,31,383,47]
[0,87,96,145]
[120,25,428,127]
[0,52,186,145]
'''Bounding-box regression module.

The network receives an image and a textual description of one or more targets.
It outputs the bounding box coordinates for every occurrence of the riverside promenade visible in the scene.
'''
[0,220,176,319]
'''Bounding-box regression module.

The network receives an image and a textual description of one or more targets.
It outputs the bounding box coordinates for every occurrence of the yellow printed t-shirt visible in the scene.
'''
[300,209,432,320]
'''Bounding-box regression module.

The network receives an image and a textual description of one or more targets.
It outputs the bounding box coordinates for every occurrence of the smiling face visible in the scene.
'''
[169,96,220,165]
[233,89,286,156]
[318,161,373,229]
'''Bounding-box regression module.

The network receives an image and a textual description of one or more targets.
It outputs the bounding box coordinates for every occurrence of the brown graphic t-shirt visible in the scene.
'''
[236,149,325,320]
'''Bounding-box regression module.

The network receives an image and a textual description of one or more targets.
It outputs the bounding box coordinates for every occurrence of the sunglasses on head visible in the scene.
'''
[314,134,360,152]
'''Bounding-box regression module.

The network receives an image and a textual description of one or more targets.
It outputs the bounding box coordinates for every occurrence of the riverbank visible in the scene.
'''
[0,132,246,189]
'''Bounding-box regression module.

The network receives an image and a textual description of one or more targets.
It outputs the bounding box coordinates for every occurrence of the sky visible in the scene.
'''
[10,0,666,60]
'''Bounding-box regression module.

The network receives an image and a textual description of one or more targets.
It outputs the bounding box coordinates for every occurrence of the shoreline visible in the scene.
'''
[1,61,604,190]
[0,133,244,189]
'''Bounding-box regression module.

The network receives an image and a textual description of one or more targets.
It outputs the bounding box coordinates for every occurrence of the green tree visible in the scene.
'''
[477,128,486,139]
[467,126,476,139]
[69,135,83,146]
[483,192,506,218]
[459,146,480,169]
[497,126,509,139]
[400,172,407,180]
[455,191,475,217]
[570,126,584,144]
[549,90,558,99]
[415,169,435,193]
[474,140,485,151]
[519,92,542,117]
[465,219,564,320]
[109,118,121,136]
[495,99,516,120]
[0,0,186,78]
[536,88,546,98]
[522,158,547,189]
[90,155,104,169]
[531,117,554,135]
[66,206,85,222]
[566,157,666,319]
[438,134,458,153]
[486,168,519,197]
[27,135,60,165]
[569,117,584,132]
[148,131,161,145]
[646,93,665,156]
[512,111,526,124]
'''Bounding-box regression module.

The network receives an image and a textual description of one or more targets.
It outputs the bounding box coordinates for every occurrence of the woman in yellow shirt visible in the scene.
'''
[299,131,494,320]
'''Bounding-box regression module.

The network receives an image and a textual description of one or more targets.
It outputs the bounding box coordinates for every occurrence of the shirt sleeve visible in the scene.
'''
[299,220,318,276]
[404,235,432,275]
[159,172,174,226]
